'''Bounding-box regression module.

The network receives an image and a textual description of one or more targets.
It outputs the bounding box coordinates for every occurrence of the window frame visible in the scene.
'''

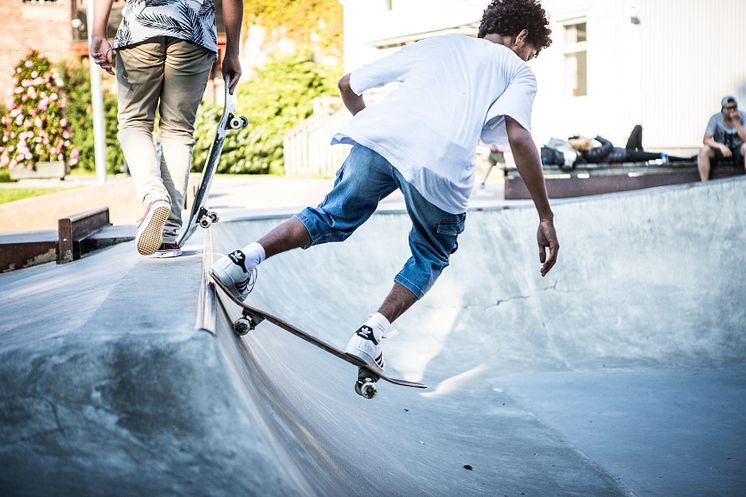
[562,18,588,98]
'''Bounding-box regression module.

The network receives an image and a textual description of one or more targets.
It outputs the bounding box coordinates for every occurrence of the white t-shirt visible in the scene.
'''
[332,34,536,214]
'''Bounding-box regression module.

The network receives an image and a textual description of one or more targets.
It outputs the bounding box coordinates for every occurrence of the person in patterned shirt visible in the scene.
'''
[90,0,243,257]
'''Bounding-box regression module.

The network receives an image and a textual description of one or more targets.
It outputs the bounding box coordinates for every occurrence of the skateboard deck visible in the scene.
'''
[210,272,427,398]
[178,75,249,246]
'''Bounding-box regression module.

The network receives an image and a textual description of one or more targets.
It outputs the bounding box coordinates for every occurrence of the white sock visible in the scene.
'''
[363,312,390,343]
[240,241,266,271]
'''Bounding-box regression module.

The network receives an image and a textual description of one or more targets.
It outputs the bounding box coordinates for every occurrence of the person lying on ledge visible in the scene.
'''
[570,125,689,165]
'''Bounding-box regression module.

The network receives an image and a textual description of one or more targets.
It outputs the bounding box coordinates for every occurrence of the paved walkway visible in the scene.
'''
[0,173,509,232]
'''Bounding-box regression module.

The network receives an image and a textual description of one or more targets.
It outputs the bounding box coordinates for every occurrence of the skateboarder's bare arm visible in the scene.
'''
[505,116,559,276]
[90,0,115,75]
[221,0,243,94]
[338,74,366,116]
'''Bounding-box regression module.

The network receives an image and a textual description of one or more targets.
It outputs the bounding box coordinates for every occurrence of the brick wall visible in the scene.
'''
[0,0,74,103]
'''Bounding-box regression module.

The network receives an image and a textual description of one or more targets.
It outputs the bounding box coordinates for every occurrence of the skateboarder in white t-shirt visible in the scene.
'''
[212,0,559,369]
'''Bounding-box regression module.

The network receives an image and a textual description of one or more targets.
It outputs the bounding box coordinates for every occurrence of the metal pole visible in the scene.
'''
[86,0,108,184]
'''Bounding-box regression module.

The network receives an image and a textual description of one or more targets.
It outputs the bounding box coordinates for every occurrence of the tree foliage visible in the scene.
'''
[56,60,124,174]
[243,0,343,58]
[193,51,340,174]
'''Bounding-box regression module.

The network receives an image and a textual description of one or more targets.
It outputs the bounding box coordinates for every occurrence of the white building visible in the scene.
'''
[337,0,746,154]
[285,0,746,176]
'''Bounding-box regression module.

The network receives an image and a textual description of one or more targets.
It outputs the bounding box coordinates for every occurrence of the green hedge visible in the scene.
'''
[56,60,124,174]
[192,51,340,174]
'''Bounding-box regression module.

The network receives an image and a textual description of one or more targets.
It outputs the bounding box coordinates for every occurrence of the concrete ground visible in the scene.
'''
[0,176,744,496]
[0,172,509,232]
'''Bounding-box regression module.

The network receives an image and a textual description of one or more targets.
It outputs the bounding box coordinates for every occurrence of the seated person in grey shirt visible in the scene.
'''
[698,96,746,181]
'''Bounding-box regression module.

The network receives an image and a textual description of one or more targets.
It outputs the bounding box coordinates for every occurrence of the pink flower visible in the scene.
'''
[21,79,30,87]
[31,71,38,78]
[63,130,71,139]
[14,114,23,125]
[24,60,33,68]
[50,93,58,101]
[34,117,42,127]
[60,118,67,127]
[57,153,63,161]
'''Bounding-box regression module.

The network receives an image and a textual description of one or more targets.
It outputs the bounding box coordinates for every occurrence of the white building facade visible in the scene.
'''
[337,0,746,154]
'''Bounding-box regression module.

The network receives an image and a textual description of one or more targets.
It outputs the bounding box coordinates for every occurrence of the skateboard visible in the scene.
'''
[178,75,249,246]
[210,272,427,399]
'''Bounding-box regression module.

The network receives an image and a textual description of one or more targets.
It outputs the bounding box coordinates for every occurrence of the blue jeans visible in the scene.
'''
[295,145,466,299]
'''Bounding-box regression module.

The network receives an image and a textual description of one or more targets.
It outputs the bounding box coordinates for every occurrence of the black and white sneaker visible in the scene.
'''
[210,250,257,301]
[345,325,386,369]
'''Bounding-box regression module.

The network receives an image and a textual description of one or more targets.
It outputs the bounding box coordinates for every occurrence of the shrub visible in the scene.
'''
[0,51,79,172]
[192,51,340,174]
[56,60,124,174]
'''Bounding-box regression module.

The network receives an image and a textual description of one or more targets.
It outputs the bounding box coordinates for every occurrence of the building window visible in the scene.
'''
[563,21,587,97]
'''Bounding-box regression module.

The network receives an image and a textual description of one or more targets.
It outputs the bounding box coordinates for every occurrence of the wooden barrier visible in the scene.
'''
[57,207,111,264]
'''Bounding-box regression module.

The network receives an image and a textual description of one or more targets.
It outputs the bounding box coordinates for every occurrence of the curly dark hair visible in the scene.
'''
[478,0,552,54]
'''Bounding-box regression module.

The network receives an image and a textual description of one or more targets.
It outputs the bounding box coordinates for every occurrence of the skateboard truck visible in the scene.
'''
[228,114,249,130]
[233,309,265,336]
[355,368,380,399]
[197,207,220,229]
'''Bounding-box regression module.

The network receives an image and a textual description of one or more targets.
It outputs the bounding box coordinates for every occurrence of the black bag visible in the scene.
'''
[541,146,565,166]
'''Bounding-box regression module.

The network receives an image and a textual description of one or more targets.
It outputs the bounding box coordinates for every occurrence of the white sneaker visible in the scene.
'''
[345,325,385,370]
[210,250,257,301]
[135,199,170,256]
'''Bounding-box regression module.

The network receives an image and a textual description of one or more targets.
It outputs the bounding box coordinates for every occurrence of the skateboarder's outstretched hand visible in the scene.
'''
[90,35,114,76]
[537,219,559,277]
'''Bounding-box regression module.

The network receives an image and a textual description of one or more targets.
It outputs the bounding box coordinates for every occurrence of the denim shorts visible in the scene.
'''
[295,144,466,299]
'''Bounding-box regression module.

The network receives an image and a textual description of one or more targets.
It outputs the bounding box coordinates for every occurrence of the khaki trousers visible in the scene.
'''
[116,38,214,243]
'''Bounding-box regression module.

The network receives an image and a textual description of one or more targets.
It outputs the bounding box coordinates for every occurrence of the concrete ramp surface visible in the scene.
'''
[1,178,745,496]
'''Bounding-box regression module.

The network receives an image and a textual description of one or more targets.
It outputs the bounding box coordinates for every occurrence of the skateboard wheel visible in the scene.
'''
[199,217,212,228]
[355,379,378,399]
[233,317,254,336]
[208,211,219,224]
[229,116,249,129]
